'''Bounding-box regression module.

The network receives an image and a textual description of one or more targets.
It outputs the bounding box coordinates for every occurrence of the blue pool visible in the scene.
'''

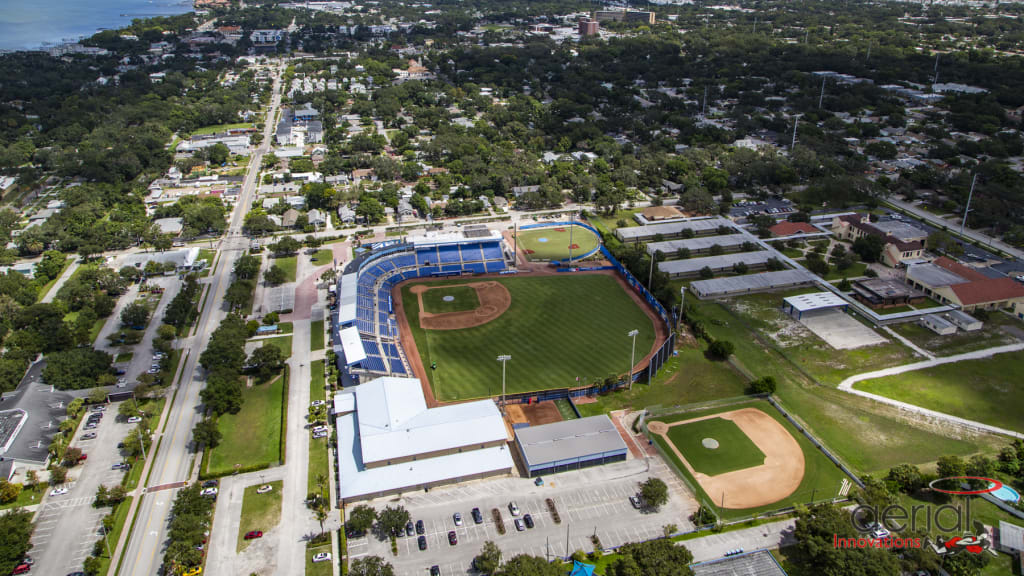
[990,482,1021,503]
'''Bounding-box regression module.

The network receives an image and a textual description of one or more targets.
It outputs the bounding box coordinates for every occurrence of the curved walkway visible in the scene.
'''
[837,343,1024,439]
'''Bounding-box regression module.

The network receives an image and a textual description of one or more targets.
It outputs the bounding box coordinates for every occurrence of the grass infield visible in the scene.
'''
[402,274,657,402]
[420,285,480,314]
[664,417,765,476]
[516,224,601,261]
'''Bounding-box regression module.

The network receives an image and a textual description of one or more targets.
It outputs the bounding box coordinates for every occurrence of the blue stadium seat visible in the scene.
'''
[417,248,438,266]
[438,245,462,263]
[485,261,506,273]
[392,254,416,268]
[460,244,483,262]
[441,264,462,273]
[465,263,487,274]
[389,358,406,375]
[482,244,503,260]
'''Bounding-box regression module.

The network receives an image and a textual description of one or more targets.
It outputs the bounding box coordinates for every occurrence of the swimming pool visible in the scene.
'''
[989,482,1021,503]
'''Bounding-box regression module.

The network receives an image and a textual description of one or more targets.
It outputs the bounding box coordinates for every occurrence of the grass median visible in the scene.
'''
[310,320,324,351]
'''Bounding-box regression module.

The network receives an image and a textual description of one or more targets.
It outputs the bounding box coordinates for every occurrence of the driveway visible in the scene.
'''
[349,458,696,576]
[96,275,180,387]
[30,403,139,576]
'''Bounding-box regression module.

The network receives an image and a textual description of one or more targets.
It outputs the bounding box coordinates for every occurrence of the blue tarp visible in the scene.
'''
[256,324,278,334]
[568,561,595,576]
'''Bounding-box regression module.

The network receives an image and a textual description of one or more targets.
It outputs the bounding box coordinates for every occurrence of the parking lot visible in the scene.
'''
[348,458,696,576]
[30,402,138,576]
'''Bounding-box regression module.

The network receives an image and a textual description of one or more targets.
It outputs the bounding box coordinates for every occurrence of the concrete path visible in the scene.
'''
[682,519,796,563]
[40,257,79,303]
[880,326,934,360]
[837,343,1024,439]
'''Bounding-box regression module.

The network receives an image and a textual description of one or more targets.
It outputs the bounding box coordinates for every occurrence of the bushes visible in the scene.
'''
[706,340,735,360]
[690,505,717,526]
[747,376,777,395]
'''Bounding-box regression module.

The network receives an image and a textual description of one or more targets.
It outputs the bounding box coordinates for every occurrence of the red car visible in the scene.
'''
[12,564,30,574]
[447,530,457,546]
[244,531,263,540]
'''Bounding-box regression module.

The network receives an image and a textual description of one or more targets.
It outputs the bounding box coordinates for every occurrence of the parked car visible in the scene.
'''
[127,416,142,424]
[80,433,97,440]
[49,487,68,496]
[244,531,263,540]
[417,535,427,551]
[12,564,30,574]
[111,463,130,470]
[534,477,544,486]
[201,487,218,497]
[77,454,88,462]
[415,520,425,535]
[523,514,534,529]
[629,494,643,509]
[310,400,325,407]
[508,501,520,516]
[84,423,97,430]
[312,430,328,439]
[471,507,483,524]
[869,523,890,539]
[430,567,440,576]
[203,480,218,488]
[405,522,415,537]
[257,485,273,494]
[453,512,463,526]
[514,518,525,532]
[312,552,331,563]
[448,530,457,545]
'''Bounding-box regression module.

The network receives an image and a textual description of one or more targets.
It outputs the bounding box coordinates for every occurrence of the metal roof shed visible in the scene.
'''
[514,415,628,477]
[782,292,849,319]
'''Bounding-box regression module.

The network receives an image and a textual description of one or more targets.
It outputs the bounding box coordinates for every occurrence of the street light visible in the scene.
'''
[627,330,639,390]
[496,355,511,412]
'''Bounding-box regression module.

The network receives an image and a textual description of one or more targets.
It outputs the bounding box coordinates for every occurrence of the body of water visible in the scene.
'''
[0,0,193,51]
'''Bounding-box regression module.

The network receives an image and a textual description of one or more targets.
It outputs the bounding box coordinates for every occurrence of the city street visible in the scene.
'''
[349,458,696,576]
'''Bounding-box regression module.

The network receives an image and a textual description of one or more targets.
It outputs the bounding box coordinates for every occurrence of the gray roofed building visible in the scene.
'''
[306,119,324,143]
[658,250,775,278]
[308,208,325,226]
[689,270,814,299]
[514,414,628,477]
[153,217,184,236]
[282,208,300,228]
[616,217,734,243]
[645,234,748,256]
[337,205,356,224]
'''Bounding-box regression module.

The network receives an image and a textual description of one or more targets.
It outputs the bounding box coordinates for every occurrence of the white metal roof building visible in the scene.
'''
[335,377,513,502]
[689,270,814,299]
[615,217,735,243]
[514,415,628,477]
[658,251,775,278]
[782,292,849,319]
[645,234,748,256]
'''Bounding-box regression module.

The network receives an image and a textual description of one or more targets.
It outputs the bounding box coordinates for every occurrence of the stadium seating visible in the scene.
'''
[482,244,503,260]
[460,245,483,262]
[438,245,462,263]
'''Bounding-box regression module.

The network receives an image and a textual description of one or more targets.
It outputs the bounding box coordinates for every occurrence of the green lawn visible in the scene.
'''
[207,376,286,476]
[90,497,134,575]
[515,224,601,261]
[310,249,333,265]
[0,484,43,509]
[275,256,297,282]
[308,359,330,498]
[190,122,252,136]
[855,349,1024,433]
[585,210,641,233]
[403,275,658,401]
[823,261,868,280]
[255,335,293,359]
[114,352,134,363]
[780,248,804,258]
[554,398,578,420]
[197,249,216,270]
[576,347,748,417]
[237,480,284,552]
[682,296,1000,475]
[310,320,324,351]
[420,285,480,314]
[651,400,849,519]
[310,360,326,401]
[665,417,766,476]
[889,314,1019,356]
[276,322,293,334]
[305,543,334,576]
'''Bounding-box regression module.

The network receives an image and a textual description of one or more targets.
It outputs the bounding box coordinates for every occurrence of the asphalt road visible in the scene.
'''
[32,404,138,576]
[97,275,181,389]
[116,62,284,576]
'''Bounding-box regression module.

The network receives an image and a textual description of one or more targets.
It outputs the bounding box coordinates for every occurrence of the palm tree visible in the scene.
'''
[314,501,329,537]
[316,473,328,501]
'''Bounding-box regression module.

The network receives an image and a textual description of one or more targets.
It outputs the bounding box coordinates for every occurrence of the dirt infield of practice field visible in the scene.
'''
[647,408,805,509]
[409,281,512,330]
[506,401,563,427]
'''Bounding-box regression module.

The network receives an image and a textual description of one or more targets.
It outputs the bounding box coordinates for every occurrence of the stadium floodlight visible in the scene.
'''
[627,330,639,391]
[497,355,512,411]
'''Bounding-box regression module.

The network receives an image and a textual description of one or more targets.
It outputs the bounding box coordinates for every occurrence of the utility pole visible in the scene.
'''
[647,252,655,291]
[866,42,871,61]
[961,173,977,237]
[568,211,575,264]
[702,86,708,118]
[627,329,639,390]
[497,355,511,412]
[818,76,826,109]
[934,53,940,83]
[513,222,518,269]
[791,115,799,150]
[565,523,570,559]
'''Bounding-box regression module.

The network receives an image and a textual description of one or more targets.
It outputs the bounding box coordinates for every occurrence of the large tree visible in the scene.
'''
[473,541,502,575]
[349,556,394,576]
[792,503,900,576]
[639,477,669,510]
[42,347,113,390]
[0,509,33,575]
[376,505,411,537]
[496,554,564,576]
[120,301,151,328]
[347,504,377,534]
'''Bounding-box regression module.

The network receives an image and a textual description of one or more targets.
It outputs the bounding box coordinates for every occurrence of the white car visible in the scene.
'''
[50,487,68,496]
[310,400,325,407]
[257,485,273,494]
[313,430,328,439]
[127,416,142,424]
[201,487,218,497]
[312,425,328,434]
[312,552,331,563]
[508,501,520,516]
[869,523,890,539]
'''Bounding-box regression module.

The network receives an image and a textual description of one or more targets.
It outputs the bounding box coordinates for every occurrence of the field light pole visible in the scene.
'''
[497,355,511,412]
[627,330,639,390]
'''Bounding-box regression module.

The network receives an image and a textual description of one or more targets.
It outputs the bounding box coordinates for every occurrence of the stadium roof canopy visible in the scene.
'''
[339,326,366,365]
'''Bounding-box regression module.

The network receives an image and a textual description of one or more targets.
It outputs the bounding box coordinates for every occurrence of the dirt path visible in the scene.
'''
[649,408,805,509]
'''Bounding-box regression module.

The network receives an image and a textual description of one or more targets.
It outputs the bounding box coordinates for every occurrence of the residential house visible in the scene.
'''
[282,209,300,228]
[337,205,356,224]
[308,209,326,227]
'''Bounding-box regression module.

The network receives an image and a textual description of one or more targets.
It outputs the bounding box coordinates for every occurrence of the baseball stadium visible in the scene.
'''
[330,221,675,405]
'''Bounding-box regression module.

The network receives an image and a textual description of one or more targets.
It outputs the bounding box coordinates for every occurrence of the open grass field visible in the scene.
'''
[191,122,252,136]
[651,400,849,519]
[207,375,285,476]
[237,480,284,552]
[420,285,480,314]
[256,335,293,359]
[310,320,324,351]
[275,256,297,282]
[889,314,1019,356]
[680,296,1001,475]
[305,543,334,576]
[515,224,601,261]
[401,274,657,402]
[664,417,766,476]
[310,249,333,265]
[855,349,1024,433]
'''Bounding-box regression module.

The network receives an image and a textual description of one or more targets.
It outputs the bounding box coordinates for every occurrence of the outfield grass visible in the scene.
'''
[515,224,601,261]
[576,346,749,417]
[310,249,333,265]
[651,400,849,519]
[403,275,657,401]
[237,480,284,552]
[664,417,766,476]
[420,285,480,314]
[855,350,1024,433]
[682,296,999,475]
[275,256,297,282]
[207,376,285,476]
[310,320,324,351]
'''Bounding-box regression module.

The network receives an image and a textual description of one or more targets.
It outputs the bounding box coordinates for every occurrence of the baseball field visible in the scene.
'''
[397,273,661,402]
[515,224,601,262]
